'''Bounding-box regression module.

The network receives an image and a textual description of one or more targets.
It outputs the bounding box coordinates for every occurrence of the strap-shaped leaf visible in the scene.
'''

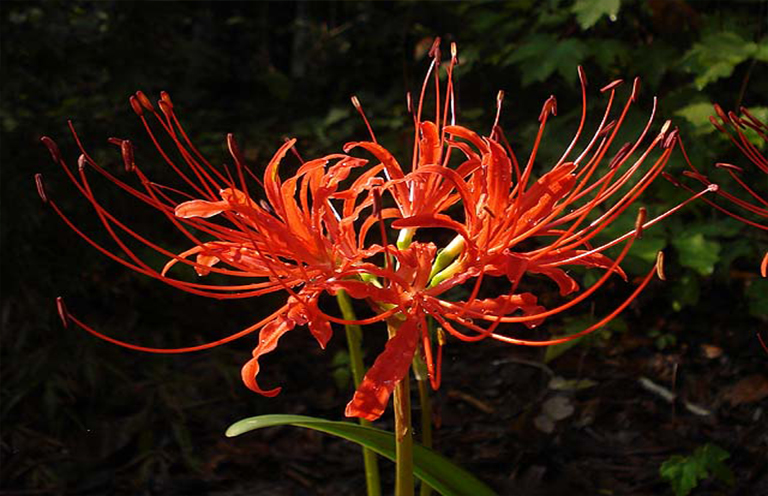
[227,414,497,496]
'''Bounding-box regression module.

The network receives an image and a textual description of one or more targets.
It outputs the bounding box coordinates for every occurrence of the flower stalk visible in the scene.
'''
[336,290,381,496]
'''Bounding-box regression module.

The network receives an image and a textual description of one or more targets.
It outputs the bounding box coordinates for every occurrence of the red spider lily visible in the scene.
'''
[675,104,767,276]
[37,40,713,422]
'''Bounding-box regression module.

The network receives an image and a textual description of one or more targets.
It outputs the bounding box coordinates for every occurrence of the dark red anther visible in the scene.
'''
[40,136,61,163]
[35,173,48,203]
[77,154,87,172]
[609,142,633,169]
[56,297,69,329]
[715,162,744,173]
[160,91,173,109]
[708,115,727,133]
[108,137,123,147]
[577,66,588,87]
[158,99,172,118]
[538,95,557,122]
[682,170,710,184]
[727,111,744,128]
[635,207,647,239]
[428,37,441,61]
[740,107,767,130]
[661,171,682,188]
[713,103,729,124]
[129,95,143,116]
[597,120,617,138]
[135,91,154,112]
[121,140,135,172]
[600,79,623,93]
[662,128,679,149]
[631,77,640,103]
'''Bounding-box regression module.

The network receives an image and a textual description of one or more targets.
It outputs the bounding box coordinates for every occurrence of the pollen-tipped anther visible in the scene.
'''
[600,79,623,93]
[135,91,154,112]
[706,184,719,193]
[121,140,135,172]
[450,42,457,59]
[35,173,48,203]
[56,297,69,329]
[351,95,361,110]
[635,207,647,239]
[761,253,767,278]
[655,251,666,281]
[40,136,62,163]
[77,154,87,172]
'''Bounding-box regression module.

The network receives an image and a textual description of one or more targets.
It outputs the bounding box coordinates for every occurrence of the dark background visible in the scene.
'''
[2,1,767,495]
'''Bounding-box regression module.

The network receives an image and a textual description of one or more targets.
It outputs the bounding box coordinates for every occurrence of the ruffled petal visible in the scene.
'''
[240,313,297,397]
[345,318,420,421]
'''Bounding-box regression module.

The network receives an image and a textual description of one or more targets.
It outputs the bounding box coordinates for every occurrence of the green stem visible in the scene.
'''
[336,290,381,496]
[416,376,434,496]
[388,319,415,496]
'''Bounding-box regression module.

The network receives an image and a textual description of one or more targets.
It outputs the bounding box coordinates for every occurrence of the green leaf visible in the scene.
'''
[672,233,721,276]
[504,34,586,85]
[660,444,734,496]
[675,102,718,135]
[226,414,497,496]
[682,31,761,89]
[572,0,621,30]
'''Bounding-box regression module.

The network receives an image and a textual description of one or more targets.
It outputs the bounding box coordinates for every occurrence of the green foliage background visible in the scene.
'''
[1,1,766,494]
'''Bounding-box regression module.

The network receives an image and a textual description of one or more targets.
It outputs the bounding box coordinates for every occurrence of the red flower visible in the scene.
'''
[676,104,767,276]
[38,40,712,422]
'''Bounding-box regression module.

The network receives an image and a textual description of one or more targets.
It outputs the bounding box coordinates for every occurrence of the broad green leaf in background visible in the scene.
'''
[672,233,721,276]
[682,31,768,89]
[660,443,734,496]
[504,34,587,85]
[226,415,498,496]
[675,102,718,135]
[572,0,621,30]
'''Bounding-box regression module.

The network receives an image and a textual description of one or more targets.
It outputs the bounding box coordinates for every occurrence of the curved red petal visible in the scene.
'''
[345,318,420,421]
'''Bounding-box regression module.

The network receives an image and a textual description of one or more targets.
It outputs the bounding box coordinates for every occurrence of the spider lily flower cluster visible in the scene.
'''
[675,105,767,276]
[37,40,712,422]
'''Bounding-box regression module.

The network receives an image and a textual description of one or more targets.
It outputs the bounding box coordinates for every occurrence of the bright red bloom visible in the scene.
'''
[677,104,767,276]
[38,40,712,422]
